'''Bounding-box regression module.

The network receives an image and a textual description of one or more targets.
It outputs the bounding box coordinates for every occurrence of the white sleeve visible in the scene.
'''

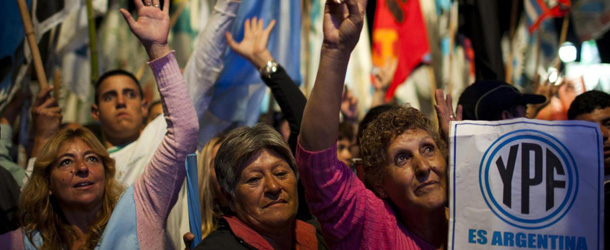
[183,0,241,120]
[22,157,36,190]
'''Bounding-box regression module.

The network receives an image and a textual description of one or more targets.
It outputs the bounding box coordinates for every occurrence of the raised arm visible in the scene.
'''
[121,0,198,243]
[227,17,306,153]
[0,91,30,186]
[183,0,240,121]
[300,0,366,151]
[434,89,462,141]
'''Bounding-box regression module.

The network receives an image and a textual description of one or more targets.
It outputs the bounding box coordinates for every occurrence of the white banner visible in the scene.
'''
[449,118,604,250]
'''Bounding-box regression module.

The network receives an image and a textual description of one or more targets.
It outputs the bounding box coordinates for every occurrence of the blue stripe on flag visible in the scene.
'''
[185,154,202,248]
[215,0,301,91]
[203,0,301,138]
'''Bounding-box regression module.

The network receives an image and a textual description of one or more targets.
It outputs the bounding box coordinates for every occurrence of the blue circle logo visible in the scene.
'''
[479,130,578,230]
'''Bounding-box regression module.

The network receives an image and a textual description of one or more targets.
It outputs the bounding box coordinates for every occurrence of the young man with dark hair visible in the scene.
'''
[567,90,610,249]
[91,70,147,149]
[568,90,610,174]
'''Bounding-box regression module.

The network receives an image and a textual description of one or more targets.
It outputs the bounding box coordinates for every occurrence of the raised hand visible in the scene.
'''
[300,0,368,151]
[322,0,367,52]
[341,87,359,123]
[31,86,63,156]
[434,89,462,141]
[120,0,171,60]
[372,57,398,91]
[526,77,558,118]
[226,17,276,69]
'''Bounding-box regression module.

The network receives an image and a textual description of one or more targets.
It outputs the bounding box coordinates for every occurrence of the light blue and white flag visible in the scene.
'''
[198,0,301,147]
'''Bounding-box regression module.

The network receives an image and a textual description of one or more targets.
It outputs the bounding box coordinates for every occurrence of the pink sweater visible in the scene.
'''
[0,52,198,249]
[296,142,436,250]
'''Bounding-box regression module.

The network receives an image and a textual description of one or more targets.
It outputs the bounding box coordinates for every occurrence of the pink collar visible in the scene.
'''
[223,215,318,250]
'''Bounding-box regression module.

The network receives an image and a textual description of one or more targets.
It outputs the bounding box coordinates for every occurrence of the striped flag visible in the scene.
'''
[571,0,610,41]
[197,0,301,147]
[0,0,95,110]
[524,0,571,33]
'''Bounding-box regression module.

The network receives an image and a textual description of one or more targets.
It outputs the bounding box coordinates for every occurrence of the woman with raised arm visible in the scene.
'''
[0,0,198,249]
[297,0,447,249]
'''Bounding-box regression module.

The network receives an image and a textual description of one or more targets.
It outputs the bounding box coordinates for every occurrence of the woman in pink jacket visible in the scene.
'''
[296,0,448,249]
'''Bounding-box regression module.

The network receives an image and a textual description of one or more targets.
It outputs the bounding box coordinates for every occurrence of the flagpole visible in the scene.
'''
[302,0,311,98]
[16,0,48,89]
[505,0,519,84]
[170,0,188,29]
[53,69,61,100]
[86,0,99,83]
[428,67,439,130]
[555,12,570,70]
[448,2,456,95]
[534,31,541,85]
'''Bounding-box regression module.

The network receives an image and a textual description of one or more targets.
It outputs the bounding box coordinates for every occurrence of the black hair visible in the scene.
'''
[338,121,355,141]
[147,100,162,115]
[356,104,395,145]
[567,90,610,120]
[94,69,143,105]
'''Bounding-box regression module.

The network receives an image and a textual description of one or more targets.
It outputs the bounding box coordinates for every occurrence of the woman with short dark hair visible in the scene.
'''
[196,124,325,249]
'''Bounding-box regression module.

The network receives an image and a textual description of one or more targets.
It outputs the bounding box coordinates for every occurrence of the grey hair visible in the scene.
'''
[214,123,297,197]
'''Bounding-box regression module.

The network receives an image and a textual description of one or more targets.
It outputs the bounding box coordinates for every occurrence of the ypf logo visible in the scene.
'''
[479,129,578,230]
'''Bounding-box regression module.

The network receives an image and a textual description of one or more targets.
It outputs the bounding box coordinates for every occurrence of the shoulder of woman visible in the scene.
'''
[195,219,248,250]
[0,228,25,250]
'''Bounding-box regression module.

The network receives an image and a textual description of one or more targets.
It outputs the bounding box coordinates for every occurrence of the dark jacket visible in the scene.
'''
[194,216,327,250]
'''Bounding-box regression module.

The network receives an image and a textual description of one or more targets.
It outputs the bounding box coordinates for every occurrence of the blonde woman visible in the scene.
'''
[197,136,227,238]
[0,0,198,248]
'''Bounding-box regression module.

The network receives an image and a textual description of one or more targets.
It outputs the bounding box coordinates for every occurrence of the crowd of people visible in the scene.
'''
[0,0,608,249]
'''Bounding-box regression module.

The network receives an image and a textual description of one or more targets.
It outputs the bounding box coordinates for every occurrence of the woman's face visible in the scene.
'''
[231,148,298,234]
[49,139,106,211]
[377,128,447,215]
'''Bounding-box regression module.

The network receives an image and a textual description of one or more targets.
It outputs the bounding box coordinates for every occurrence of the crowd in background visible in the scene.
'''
[0,0,608,249]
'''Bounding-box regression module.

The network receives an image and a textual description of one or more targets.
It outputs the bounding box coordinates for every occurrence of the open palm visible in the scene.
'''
[226,17,276,64]
[120,0,170,52]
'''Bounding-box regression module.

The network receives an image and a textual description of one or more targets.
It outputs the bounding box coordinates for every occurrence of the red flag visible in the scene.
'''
[524,0,571,33]
[372,0,430,101]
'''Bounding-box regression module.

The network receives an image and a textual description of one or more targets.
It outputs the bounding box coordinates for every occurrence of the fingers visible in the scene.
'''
[40,96,59,109]
[152,0,160,8]
[225,32,238,50]
[434,89,444,106]
[327,0,345,17]
[165,0,170,13]
[133,0,145,9]
[183,232,195,250]
[244,18,251,35]
[345,0,364,22]
[456,105,463,120]
[264,19,276,35]
[34,86,54,107]
[256,17,264,32]
[119,9,136,29]
[445,92,453,110]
